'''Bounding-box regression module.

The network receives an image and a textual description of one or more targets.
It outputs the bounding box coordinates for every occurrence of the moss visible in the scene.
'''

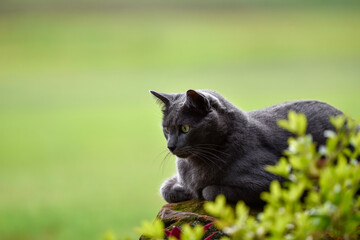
[170,200,208,215]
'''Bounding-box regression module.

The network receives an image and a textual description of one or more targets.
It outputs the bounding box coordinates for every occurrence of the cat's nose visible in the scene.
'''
[168,145,176,152]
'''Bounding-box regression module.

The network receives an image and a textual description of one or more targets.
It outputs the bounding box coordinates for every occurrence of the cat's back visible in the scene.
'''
[248,100,342,122]
[246,100,342,147]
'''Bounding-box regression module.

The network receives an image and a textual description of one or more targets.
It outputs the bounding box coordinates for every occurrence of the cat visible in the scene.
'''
[150,89,343,207]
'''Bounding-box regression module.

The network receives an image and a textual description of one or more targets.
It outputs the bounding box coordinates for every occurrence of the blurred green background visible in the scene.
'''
[0,0,359,239]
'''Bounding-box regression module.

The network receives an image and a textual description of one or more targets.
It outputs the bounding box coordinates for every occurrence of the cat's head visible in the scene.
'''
[150,89,228,159]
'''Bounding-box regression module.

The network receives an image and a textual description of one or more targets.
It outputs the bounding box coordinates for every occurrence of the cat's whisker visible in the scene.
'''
[186,149,216,170]
[185,147,227,172]
[196,153,227,172]
[192,144,231,156]
[195,152,229,171]
[159,150,174,175]
[154,149,170,165]
[193,145,230,157]
[152,148,171,163]
[192,143,227,148]
[152,148,172,174]
[192,147,229,166]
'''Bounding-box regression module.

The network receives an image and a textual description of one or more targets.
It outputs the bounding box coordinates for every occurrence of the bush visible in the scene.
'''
[136,111,360,240]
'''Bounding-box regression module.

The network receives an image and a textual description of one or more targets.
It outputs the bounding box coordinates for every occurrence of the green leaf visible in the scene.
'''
[330,115,346,130]
[266,157,291,178]
[204,195,235,229]
[204,194,226,217]
[287,182,305,202]
[235,201,250,226]
[181,224,204,240]
[261,181,282,204]
[135,218,164,239]
[204,195,234,221]
[278,110,307,135]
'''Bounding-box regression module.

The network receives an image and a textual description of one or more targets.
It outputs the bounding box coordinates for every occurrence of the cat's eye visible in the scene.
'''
[180,125,190,133]
[164,126,169,133]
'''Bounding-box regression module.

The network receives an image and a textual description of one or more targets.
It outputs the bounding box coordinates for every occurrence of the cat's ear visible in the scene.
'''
[186,89,210,112]
[150,90,172,106]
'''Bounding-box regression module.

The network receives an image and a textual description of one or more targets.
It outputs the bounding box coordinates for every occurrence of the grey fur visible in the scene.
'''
[150,89,342,206]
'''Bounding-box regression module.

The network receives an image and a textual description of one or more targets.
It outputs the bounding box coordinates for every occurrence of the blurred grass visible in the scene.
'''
[0,6,360,240]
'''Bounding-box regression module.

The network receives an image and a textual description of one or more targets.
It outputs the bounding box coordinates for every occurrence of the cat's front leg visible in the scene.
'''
[160,175,193,203]
[202,185,264,206]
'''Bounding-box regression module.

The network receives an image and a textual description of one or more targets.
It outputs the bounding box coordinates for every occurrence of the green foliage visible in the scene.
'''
[205,112,360,240]
[137,112,360,239]
[204,195,235,229]
[180,225,204,240]
[136,219,165,240]
[278,110,307,136]
[136,219,207,240]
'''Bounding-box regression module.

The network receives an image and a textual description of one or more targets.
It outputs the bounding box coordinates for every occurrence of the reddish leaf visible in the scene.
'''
[164,226,182,240]
[164,230,171,237]
[203,222,214,231]
[204,231,219,240]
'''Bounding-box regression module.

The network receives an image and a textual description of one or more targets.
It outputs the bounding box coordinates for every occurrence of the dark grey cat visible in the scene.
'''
[150,89,342,206]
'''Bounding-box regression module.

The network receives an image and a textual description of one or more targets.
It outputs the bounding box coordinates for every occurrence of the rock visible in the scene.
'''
[139,200,224,240]
[157,200,215,227]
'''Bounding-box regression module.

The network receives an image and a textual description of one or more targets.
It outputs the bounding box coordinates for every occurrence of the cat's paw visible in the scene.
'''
[161,180,192,203]
[163,186,192,203]
[202,185,221,201]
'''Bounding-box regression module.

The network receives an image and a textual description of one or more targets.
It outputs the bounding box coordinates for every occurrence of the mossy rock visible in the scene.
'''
[139,200,223,240]
[158,200,212,227]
